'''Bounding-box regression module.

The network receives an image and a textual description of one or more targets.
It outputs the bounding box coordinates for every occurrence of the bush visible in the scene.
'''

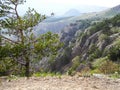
[33,72,61,77]
[71,56,80,70]
[67,56,80,76]
[108,41,120,62]
[93,57,108,69]
[110,27,120,34]
[110,72,120,79]
[99,34,109,41]
[88,44,102,61]
[99,60,119,74]
[67,68,76,76]
[0,58,17,76]
[80,66,91,77]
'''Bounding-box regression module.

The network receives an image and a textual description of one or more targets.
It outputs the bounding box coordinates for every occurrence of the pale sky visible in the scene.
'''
[18,0,120,16]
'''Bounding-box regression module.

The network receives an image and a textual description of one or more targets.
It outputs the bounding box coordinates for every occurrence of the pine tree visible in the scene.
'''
[0,0,61,77]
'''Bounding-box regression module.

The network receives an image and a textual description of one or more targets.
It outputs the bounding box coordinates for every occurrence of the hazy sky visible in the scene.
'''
[18,0,120,16]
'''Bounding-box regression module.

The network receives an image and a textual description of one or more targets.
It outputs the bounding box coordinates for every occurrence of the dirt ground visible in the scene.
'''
[0,76,120,90]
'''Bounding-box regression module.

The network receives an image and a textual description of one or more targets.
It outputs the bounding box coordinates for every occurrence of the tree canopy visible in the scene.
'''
[0,0,61,77]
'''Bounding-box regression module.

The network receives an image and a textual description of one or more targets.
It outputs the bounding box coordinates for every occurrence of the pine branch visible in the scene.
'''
[0,35,19,44]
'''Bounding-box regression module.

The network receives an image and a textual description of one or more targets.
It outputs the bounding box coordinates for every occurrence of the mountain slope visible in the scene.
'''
[53,14,120,74]
[32,5,120,73]
[104,5,120,16]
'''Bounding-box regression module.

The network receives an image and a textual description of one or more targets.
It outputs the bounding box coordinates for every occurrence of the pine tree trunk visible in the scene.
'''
[25,57,30,78]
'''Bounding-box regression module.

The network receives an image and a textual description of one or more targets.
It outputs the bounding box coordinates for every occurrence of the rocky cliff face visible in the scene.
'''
[53,14,120,73]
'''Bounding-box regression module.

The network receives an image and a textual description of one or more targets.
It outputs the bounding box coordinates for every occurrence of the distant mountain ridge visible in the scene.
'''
[111,4,120,11]
[104,4,120,17]
[63,9,81,17]
[34,4,120,34]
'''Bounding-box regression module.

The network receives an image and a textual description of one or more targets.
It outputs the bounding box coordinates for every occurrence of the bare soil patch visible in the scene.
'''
[0,76,120,90]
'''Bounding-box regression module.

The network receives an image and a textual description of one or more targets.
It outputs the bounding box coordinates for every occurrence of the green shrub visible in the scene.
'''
[67,56,80,76]
[99,34,109,41]
[33,72,61,77]
[88,44,102,61]
[108,40,120,62]
[93,57,108,69]
[111,27,120,34]
[91,57,108,74]
[0,58,19,76]
[109,72,120,79]
[72,56,80,70]
[67,68,75,76]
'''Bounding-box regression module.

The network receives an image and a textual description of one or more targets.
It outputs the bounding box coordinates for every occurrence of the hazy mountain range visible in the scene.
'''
[34,4,120,35]
[63,5,108,17]
[63,9,81,17]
